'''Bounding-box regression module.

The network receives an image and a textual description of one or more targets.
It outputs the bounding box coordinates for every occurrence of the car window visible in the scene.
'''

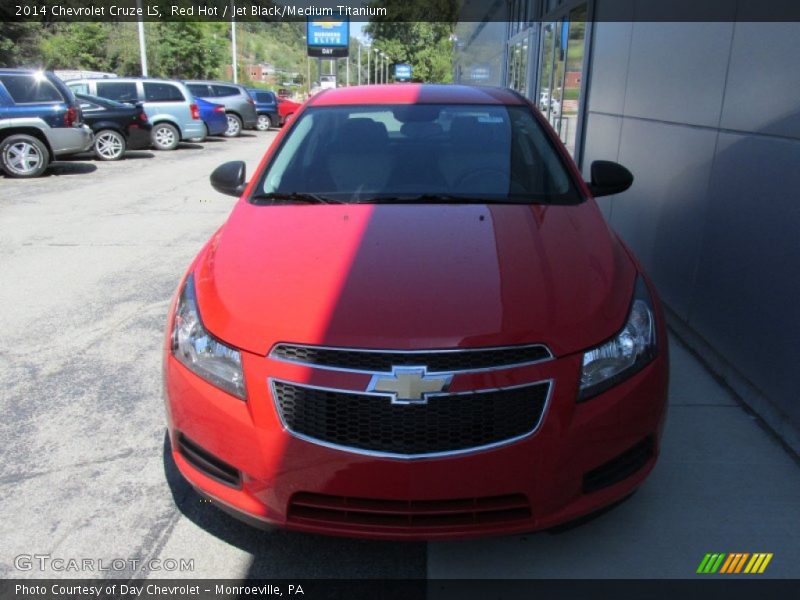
[187,83,210,97]
[68,83,90,95]
[96,81,139,103]
[256,104,580,205]
[255,92,273,103]
[211,85,240,98]
[0,74,63,103]
[143,82,185,103]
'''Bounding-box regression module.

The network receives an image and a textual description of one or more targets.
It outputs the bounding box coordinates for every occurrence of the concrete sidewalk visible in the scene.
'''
[427,336,800,578]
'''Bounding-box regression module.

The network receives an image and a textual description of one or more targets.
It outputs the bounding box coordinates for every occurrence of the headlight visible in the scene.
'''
[579,275,657,401]
[171,274,246,400]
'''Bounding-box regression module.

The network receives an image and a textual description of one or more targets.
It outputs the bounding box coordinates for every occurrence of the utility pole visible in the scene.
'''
[136,0,147,76]
[367,46,370,84]
[357,42,361,85]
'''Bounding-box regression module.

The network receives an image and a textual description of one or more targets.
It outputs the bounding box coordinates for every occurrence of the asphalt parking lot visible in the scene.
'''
[1,134,799,580]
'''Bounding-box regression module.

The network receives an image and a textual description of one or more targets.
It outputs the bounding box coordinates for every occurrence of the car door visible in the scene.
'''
[141,81,192,137]
[186,83,212,100]
[94,80,139,105]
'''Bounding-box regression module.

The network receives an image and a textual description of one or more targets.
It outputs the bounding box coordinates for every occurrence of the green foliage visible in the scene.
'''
[0,23,43,68]
[41,23,110,71]
[150,22,225,79]
[365,4,456,83]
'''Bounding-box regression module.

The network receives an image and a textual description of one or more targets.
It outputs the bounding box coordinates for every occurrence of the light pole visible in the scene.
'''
[136,0,147,76]
[374,48,380,84]
[230,0,238,83]
[366,44,370,84]
[357,42,361,85]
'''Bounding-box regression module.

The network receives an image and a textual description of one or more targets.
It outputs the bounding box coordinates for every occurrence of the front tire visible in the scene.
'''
[93,129,127,161]
[151,123,180,151]
[0,134,49,178]
[256,114,271,131]
[224,113,242,137]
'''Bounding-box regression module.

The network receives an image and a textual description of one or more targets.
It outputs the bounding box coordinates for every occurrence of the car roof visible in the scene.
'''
[308,84,526,107]
[66,77,187,85]
[0,68,54,76]
[184,80,244,87]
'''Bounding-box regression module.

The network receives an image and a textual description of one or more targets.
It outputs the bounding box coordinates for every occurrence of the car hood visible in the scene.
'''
[194,201,636,357]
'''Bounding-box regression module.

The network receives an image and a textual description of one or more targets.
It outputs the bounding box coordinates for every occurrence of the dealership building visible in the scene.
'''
[454,0,800,452]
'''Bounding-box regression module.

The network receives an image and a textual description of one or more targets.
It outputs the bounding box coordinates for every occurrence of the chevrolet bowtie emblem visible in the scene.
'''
[367,366,453,405]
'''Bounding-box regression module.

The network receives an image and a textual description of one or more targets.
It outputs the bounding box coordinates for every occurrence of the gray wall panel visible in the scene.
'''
[720,22,800,139]
[689,133,800,423]
[613,119,717,320]
[624,22,733,128]
[579,17,799,435]
[586,21,632,115]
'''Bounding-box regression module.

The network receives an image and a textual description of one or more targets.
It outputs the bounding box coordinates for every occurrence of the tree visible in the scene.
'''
[41,23,111,71]
[364,2,456,83]
[0,23,43,68]
[151,22,225,79]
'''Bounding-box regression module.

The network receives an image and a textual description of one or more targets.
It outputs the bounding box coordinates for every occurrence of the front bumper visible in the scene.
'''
[163,344,668,540]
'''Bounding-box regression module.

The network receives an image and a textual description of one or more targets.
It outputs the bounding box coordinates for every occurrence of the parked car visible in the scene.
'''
[194,97,228,140]
[277,97,301,126]
[0,69,93,178]
[246,88,279,131]
[75,93,151,161]
[163,84,668,538]
[184,81,258,137]
[65,78,204,151]
[319,75,337,90]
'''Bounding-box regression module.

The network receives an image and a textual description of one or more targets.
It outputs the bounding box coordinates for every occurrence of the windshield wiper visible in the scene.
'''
[354,194,497,205]
[250,192,345,205]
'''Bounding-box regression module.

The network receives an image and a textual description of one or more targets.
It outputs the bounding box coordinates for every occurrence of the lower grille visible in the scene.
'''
[582,437,654,493]
[272,380,550,457]
[176,434,241,488]
[288,492,531,529]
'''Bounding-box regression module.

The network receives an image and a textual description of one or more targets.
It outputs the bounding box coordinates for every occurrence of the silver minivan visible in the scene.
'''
[65,78,205,150]
[184,81,258,137]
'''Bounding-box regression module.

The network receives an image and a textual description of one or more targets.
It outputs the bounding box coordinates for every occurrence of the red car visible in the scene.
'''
[277,97,301,125]
[163,84,669,539]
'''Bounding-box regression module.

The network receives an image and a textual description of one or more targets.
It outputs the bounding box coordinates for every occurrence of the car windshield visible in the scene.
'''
[253,103,582,205]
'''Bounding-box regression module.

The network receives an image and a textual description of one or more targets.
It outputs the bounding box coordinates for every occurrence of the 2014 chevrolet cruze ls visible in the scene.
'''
[163,84,669,539]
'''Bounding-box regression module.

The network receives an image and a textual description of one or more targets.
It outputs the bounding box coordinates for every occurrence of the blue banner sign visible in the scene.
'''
[307,18,350,57]
[395,63,412,80]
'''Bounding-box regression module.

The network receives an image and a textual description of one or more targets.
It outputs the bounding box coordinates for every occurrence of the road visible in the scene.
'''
[1,134,799,580]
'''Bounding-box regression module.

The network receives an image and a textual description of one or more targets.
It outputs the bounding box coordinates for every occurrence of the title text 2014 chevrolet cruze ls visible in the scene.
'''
[163,84,668,539]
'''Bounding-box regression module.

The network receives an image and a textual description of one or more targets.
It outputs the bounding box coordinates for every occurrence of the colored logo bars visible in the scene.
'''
[697,553,773,574]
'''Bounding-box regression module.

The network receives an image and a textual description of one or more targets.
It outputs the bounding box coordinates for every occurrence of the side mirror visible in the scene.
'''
[210,161,247,197]
[588,160,633,197]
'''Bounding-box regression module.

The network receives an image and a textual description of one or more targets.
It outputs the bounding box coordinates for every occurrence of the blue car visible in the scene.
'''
[246,88,279,131]
[195,97,228,139]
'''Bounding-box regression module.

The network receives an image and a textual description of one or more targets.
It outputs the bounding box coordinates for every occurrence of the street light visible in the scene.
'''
[374,48,380,84]
[366,44,370,84]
